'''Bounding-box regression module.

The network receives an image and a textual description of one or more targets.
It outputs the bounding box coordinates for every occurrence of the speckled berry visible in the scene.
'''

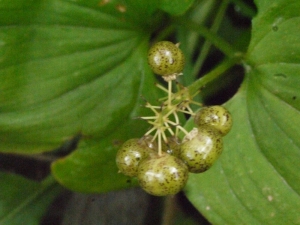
[116,138,154,177]
[194,105,232,136]
[180,126,223,173]
[148,41,185,76]
[138,135,158,150]
[137,152,188,196]
[163,136,181,158]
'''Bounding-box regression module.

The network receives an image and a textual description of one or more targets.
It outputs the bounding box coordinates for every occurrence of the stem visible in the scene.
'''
[161,129,169,142]
[173,111,180,136]
[140,116,157,120]
[165,123,175,136]
[174,17,238,58]
[168,80,172,107]
[158,130,162,156]
[161,196,178,225]
[145,103,160,114]
[174,124,189,136]
[150,58,240,138]
[145,126,157,136]
[156,83,169,93]
[188,57,241,96]
[192,0,230,77]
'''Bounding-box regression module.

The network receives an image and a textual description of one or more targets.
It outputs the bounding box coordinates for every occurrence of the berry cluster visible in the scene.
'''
[116,41,232,196]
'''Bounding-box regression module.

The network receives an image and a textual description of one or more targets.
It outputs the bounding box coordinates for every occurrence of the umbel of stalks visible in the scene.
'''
[115,40,233,196]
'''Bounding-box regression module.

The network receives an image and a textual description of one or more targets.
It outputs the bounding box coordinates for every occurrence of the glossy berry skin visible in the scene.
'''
[180,126,223,173]
[148,41,185,76]
[139,135,157,150]
[116,138,154,177]
[163,136,181,158]
[137,152,188,196]
[194,105,232,136]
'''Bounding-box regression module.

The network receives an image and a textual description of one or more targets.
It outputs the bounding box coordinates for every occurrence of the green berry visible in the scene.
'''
[137,152,188,196]
[194,105,232,136]
[139,135,157,150]
[148,41,185,76]
[163,136,181,158]
[180,127,223,173]
[116,138,154,177]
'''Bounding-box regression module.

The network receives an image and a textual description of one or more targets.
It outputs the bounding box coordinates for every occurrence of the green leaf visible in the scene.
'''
[41,1,162,192]
[0,174,62,225]
[0,0,163,192]
[0,0,159,153]
[159,0,195,15]
[185,0,300,224]
[51,62,158,192]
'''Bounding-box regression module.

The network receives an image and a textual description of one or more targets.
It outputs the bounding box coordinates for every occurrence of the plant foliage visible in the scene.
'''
[0,0,299,224]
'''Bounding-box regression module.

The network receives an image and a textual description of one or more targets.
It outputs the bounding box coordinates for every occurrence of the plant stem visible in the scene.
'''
[174,17,238,58]
[188,57,241,96]
[168,80,172,107]
[192,0,230,78]
[161,196,178,225]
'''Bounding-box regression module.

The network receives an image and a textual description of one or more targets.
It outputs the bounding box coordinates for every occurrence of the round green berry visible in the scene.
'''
[180,126,223,173]
[163,136,181,158]
[116,138,154,177]
[137,152,188,196]
[138,135,157,150]
[148,41,185,76]
[194,105,232,136]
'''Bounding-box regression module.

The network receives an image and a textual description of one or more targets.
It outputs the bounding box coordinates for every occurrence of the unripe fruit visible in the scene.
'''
[163,136,181,158]
[137,152,188,196]
[139,135,157,150]
[148,41,185,76]
[194,105,232,136]
[180,127,223,173]
[116,138,154,177]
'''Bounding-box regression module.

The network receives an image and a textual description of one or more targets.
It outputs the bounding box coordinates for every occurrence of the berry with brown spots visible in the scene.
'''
[194,105,232,136]
[147,41,185,76]
[180,126,223,173]
[137,152,188,196]
[163,136,182,158]
[116,138,155,177]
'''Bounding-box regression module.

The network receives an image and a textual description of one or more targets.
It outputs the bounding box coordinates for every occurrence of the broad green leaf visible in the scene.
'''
[185,0,300,224]
[159,0,195,15]
[51,47,159,192]
[0,0,160,153]
[61,0,160,25]
[42,1,162,192]
[0,0,163,193]
[0,173,62,225]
